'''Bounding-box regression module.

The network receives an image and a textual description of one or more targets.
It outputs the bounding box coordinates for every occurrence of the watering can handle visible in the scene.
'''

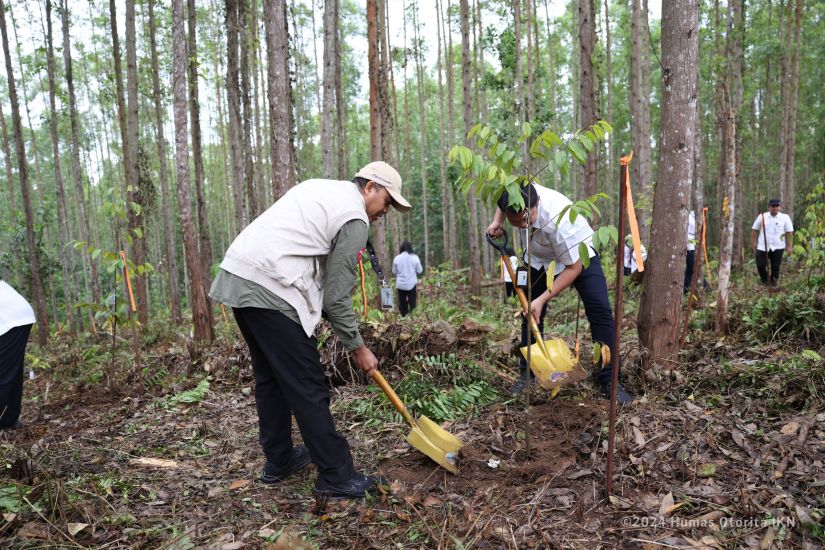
[371,370,416,427]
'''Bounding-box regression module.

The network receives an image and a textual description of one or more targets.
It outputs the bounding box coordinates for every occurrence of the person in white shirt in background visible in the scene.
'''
[751,198,794,287]
[391,240,423,316]
[623,235,647,284]
[684,210,697,294]
[501,246,519,299]
[0,279,36,431]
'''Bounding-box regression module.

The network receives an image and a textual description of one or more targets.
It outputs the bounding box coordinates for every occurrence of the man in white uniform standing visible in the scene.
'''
[750,198,794,287]
[0,279,36,430]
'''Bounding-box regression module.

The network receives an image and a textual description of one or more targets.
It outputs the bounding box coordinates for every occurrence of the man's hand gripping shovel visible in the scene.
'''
[486,232,588,396]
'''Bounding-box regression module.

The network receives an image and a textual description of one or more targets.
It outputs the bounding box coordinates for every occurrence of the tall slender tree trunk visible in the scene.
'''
[384,1,401,255]
[320,0,337,176]
[367,0,389,271]
[630,0,653,241]
[61,0,100,316]
[578,0,597,199]
[637,0,698,364]
[0,110,14,215]
[445,0,458,267]
[239,0,258,218]
[784,0,803,218]
[226,0,246,227]
[460,0,481,296]
[0,0,49,346]
[716,96,736,333]
[45,0,78,333]
[123,0,148,325]
[437,0,450,262]
[603,0,613,176]
[46,0,80,333]
[172,0,213,343]
[188,0,214,277]
[412,2,430,267]
[149,0,182,323]
[334,4,346,179]
[263,0,293,199]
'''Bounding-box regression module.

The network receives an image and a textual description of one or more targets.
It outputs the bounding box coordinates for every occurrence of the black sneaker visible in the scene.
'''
[510,373,536,395]
[598,382,635,405]
[314,473,388,500]
[260,446,312,484]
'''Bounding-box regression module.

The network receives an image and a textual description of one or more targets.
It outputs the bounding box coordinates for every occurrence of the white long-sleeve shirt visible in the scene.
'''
[392,252,423,291]
[752,212,793,252]
[0,280,36,337]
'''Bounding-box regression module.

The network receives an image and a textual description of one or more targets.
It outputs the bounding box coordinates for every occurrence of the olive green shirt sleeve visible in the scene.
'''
[324,219,369,351]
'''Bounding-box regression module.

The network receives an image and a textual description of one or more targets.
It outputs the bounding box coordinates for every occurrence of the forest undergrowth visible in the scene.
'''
[1,266,823,549]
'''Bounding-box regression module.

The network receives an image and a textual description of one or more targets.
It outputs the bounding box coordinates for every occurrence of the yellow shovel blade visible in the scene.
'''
[520,337,588,390]
[406,418,461,474]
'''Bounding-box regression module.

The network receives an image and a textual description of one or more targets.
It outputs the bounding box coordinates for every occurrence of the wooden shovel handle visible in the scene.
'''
[371,370,416,427]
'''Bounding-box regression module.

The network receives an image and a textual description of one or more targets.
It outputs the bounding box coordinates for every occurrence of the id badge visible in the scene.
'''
[516,267,528,288]
[380,286,394,310]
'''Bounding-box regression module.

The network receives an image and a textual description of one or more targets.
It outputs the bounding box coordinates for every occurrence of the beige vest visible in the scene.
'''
[220,179,368,336]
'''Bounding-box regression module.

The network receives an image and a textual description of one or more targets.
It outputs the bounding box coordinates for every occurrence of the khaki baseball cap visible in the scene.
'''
[355,161,411,212]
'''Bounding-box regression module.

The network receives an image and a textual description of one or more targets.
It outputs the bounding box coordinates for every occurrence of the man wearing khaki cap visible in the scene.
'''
[210,161,409,499]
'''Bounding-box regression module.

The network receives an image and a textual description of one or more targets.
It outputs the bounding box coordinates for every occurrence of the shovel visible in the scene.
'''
[486,232,588,391]
[371,370,463,473]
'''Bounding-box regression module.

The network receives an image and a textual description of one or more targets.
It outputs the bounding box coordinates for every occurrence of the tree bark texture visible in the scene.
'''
[716,97,736,334]
[61,0,100,310]
[0,0,49,346]
[578,0,597,198]
[630,0,653,241]
[461,0,481,296]
[172,0,214,343]
[320,0,337,177]
[45,0,78,333]
[637,0,698,364]
[263,0,294,199]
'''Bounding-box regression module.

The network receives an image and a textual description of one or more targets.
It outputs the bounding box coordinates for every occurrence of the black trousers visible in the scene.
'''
[684,249,695,293]
[0,324,32,428]
[504,281,516,298]
[397,287,417,316]
[519,256,615,385]
[756,249,784,285]
[232,307,357,485]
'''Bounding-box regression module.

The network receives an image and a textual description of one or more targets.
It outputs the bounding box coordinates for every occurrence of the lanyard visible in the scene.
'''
[364,240,388,286]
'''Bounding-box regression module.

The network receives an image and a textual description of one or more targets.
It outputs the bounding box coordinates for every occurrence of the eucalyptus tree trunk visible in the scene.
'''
[0,0,49,346]
[384,1,401,255]
[460,0,481,296]
[578,0,597,199]
[525,0,535,125]
[263,0,294,199]
[543,0,558,190]
[46,0,78,333]
[149,0,182,323]
[630,0,653,241]
[172,0,214,344]
[475,0,491,273]
[783,0,803,218]
[334,6,346,179]
[514,0,523,139]
[123,0,148,325]
[716,97,736,334]
[729,0,744,271]
[46,0,79,333]
[445,0,458,267]
[239,0,258,219]
[188,0,214,275]
[637,0,698,365]
[603,0,613,176]
[412,1,430,268]
[226,0,246,227]
[61,0,100,312]
[320,0,337,177]
[437,0,450,262]
[368,0,389,272]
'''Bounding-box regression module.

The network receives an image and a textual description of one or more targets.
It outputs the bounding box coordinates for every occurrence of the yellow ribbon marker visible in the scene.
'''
[702,206,712,287]
[120,250,137,313]
[620,152,644,272]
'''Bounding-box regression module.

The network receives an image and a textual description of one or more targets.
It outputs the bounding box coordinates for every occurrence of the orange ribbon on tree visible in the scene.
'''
[620,152,644,272]
[120,250,137,312]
